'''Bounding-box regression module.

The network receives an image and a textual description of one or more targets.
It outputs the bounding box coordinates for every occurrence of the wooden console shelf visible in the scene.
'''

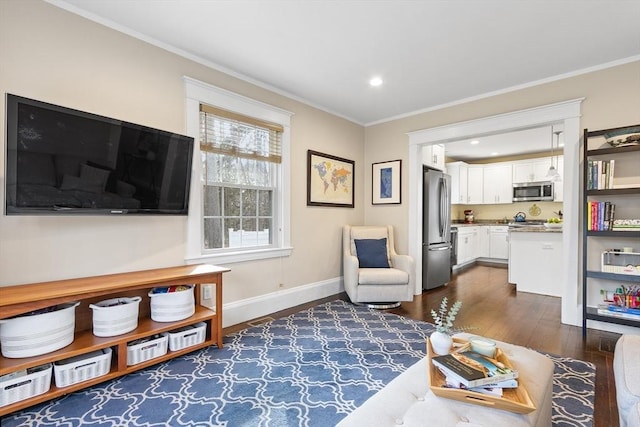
[0,264,229,415]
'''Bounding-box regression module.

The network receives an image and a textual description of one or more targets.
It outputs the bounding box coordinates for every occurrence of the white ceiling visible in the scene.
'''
[443,125,565,161]
[49,0,639,158]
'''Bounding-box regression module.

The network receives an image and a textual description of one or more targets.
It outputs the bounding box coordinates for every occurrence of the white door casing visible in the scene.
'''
[407,98,583,326]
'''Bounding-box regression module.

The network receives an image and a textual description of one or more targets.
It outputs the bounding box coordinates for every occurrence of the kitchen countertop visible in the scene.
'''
[451,221,562,232]
[452,220,510,227]
[508,226,563,233]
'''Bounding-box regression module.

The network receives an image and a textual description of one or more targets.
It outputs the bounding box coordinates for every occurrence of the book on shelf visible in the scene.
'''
[596,304,640,321]
[612,183,640,189]
[587,159,616,190]
[431,350,518,389]
[609,305,640,316]
[587,201,616,231]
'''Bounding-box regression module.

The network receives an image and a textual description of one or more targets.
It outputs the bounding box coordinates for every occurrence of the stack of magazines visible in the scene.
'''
[612,219,640,231]
[431,349,519,396]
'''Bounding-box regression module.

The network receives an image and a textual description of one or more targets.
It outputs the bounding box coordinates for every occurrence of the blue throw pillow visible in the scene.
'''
[354,238,390,268]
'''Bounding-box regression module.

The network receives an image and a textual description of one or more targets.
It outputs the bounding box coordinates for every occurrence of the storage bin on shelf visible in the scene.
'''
[148,285,195,322]
[0,363,52,407]
[126,333,168,366]
[601,251,640,276]
[89,296,142,337]
[168,322,206,351]
[0,302,80,358]
[53,348,112,388]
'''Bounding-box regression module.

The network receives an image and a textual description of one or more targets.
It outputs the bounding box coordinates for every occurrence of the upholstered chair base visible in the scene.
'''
[353,301,401,309]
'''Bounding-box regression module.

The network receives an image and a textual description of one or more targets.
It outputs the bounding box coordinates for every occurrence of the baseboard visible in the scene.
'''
[452,260,475,273]
[476,258,508,267]
[221,277,344,327]
[453,258,507,273]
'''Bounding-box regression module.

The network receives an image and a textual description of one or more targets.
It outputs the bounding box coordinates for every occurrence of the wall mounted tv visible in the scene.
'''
[5,94,194,215]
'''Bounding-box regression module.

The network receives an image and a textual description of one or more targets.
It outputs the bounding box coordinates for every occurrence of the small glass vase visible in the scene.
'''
[430,331,453,355]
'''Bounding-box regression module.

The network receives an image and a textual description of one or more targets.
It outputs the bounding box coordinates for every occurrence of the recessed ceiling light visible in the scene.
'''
[491,152,499,156]
[369,77,383,87]
[470,140,480,145]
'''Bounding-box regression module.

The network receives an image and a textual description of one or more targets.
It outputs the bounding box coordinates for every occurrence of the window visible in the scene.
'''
[200,106,281,250]
[184,77,292,264]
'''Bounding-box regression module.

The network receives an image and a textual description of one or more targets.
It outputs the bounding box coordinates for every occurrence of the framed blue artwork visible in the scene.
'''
[372,159,401,204]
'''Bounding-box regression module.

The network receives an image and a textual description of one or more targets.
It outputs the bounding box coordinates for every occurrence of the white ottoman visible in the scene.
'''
[338,338,554,427]
[614,334,640,427]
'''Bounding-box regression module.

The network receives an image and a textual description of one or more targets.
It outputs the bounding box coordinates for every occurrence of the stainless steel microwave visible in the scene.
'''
[512,181,554,202]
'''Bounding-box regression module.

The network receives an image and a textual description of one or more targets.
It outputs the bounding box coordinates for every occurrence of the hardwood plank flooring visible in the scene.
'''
[224,263,621,427]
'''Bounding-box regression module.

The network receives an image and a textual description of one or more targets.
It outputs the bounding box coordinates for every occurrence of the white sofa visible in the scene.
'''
[338,336,554,427]
[614,335,640,427]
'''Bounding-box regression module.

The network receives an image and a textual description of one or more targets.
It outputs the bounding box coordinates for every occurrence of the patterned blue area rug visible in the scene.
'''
[2,300,594,427]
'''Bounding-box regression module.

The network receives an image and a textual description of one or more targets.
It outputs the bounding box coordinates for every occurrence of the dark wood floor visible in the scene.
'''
[224,263,621,427]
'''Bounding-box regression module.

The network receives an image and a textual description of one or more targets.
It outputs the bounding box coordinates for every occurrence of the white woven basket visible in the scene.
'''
[148,286,195,322]
[168,322,206,351]
[0,364,52,407]
[90,297,141,337]
[126,333,168,366]
[54,347,112,388]
[0,302,79,358]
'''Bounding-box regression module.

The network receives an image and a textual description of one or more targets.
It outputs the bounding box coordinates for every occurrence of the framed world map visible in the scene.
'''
[307,150,354,207]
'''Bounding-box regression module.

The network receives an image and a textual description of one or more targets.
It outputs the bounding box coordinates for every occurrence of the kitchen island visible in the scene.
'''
[508,226,563,297]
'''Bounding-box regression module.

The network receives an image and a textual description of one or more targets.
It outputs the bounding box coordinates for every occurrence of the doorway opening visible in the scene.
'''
[407,99,583,326]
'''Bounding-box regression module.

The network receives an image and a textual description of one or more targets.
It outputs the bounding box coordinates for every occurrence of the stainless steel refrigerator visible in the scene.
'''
[422,168,452,290]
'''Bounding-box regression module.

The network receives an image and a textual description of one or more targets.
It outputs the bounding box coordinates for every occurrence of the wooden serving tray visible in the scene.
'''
[427,337,536,414]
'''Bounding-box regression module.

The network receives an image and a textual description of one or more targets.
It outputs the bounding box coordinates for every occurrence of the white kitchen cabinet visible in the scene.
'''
[456,225,508,266]
[533,159,553,182]
[478,226,490,258]
[489,226,509,259]
[446,161,468,204]
[483,163,513,204]
[456,226,478,265]
[451,156,565,205]
[512,157,553,183]
[422,144,445,171]
[512,162,531,183]
[466,166,484,204]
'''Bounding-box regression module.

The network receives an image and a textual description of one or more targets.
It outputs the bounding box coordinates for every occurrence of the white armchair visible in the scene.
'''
[343,225,415,308]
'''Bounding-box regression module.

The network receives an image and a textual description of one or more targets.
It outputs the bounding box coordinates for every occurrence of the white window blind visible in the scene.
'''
[200,104,282,164]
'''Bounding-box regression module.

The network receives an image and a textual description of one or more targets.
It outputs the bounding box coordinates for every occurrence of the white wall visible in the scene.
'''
[0,1,364,316]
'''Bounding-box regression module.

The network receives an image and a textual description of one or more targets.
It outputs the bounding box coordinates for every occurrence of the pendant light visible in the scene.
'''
[546,128,562,181]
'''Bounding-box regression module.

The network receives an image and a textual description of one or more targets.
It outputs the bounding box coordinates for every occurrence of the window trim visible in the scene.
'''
[183,77,293,265]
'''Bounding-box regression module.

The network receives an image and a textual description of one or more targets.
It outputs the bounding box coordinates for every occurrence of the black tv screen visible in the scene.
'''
[5,94,194,215]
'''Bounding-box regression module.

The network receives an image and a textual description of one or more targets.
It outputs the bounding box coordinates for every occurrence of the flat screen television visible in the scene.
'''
[5,94,194,215]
